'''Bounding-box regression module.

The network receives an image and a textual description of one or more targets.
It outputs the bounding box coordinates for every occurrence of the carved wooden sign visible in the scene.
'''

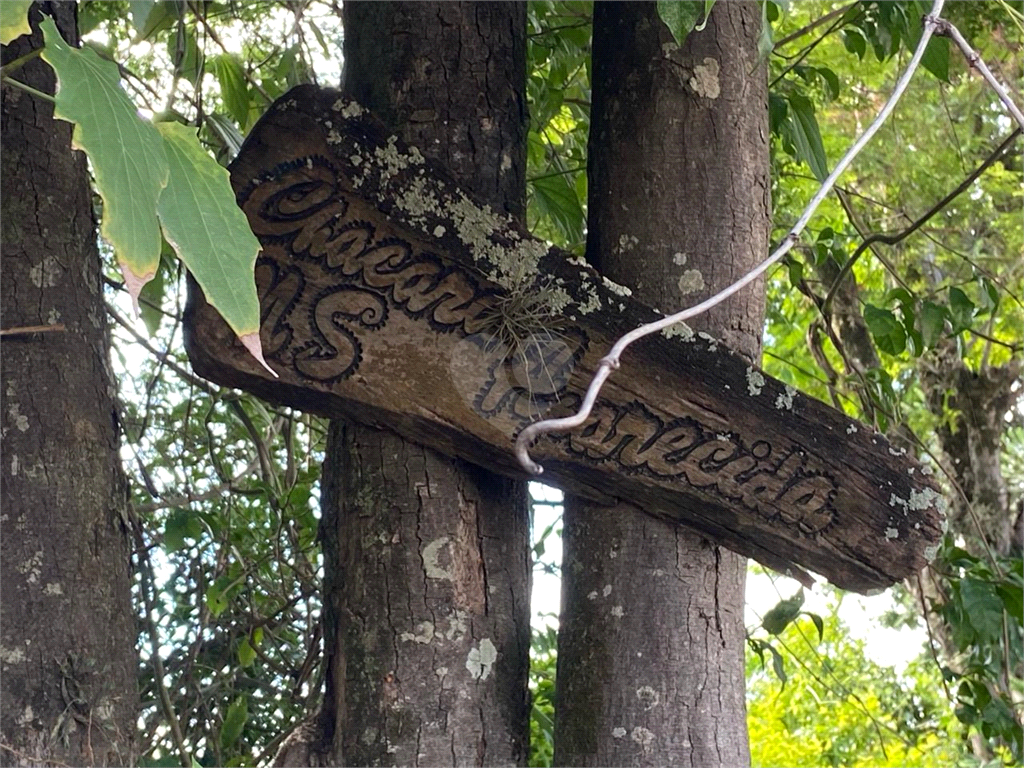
[184,85,945,593]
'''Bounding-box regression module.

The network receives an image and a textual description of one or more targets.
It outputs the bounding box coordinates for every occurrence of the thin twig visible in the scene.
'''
[1,74,55,103]
[0,323,66,336]
[772,2,858,50]
[932,17,1024,130]
[514,0,948,475]
[0,48,42,76]
[106,302,215,395]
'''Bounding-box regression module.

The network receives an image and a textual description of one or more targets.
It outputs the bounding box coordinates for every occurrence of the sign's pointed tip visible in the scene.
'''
[239,332,278,378]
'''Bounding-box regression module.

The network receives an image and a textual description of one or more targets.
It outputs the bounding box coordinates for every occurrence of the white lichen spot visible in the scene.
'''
[400,621,435,644]
[465,638,498,681]
[697,331,718,351]
[924,543,940,562]
[909,487,946,513]
[587,590,598,601]
[885,527,900,540]
[394,176,442,226]
[10,454,18,476]
[635,685,660,710]
[610,605,624,618]
[612,727,627,739]
[0,645,26,665]
[614,234,639,254]
[8,403,28,432]
[43,582,63,596]
[93,699,115,723]
[335,99,365,118]
[689,57,721,99]
[374,136,424,183]
[350,154,363,166]
[578,287,602,316]
[921,465,934,476]
[775,385,797,411]
[908,467,915,475]
[435,666,448,677]
[677,269,705,296]
[445,610,469,641]
[500,152,512,172]
[602,275,633,297]
[17,550,43,584]
[846,423,858,434]
[433,225,446,237]
[422,537,453,581]
[327,129,343,145]
[16,705,33,727]
[609,548,618,559]
[888,446,907,456]
[602,584,612,597]
[661,321,695,341]
[631,726,655,751]
[661,41,679,58]
[672,252,687,266]
[746,367,765,396]
[653,568,665,577]
[567,254,588,268]
[46,308,61,324]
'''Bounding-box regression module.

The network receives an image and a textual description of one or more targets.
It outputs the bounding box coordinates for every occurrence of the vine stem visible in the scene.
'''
[932,17,1024,130]
[514,0,948,475]
[0,74,55,103]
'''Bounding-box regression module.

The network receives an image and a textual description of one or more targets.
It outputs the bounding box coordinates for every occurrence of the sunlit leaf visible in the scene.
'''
[0,0,32,45]
[130,0,180,43]
[155,122,270,373]
[40,15,169,309]
[237,637,256,668]
[213,53,249,129]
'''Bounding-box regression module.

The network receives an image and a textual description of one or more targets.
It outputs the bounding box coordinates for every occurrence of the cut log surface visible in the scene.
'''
[184,85,946,593]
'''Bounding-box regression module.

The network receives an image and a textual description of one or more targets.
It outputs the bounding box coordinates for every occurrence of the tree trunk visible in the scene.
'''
[554,3,769,766]
[0,4,138,766]
[293,3,531,765]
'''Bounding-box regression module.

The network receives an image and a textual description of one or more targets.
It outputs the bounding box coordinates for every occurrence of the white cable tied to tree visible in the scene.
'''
[516,0,966,475]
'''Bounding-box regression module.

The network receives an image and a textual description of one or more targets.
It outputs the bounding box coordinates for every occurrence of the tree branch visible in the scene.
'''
[932,17,1024,130]
[821,127,1022,316]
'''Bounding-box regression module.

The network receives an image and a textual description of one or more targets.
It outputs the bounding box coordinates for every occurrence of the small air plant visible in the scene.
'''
[475,276,574,407]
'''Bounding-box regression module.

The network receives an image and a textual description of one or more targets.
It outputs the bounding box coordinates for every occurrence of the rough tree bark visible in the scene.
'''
[554,3,769,765]
[0,4,138,766]
[277,3,532,765]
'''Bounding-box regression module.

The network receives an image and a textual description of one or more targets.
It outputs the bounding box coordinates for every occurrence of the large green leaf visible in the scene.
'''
[656,1,704,47]
[155,122,270,372]
[0,0,32,45]
[531,173,585,247]
[864,304,906,356]
[213,53,249,129]
[40,15,168,304]
[786,92,829,181]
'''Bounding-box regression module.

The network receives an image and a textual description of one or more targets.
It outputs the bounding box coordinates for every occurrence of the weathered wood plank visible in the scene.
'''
[183,85,946,593]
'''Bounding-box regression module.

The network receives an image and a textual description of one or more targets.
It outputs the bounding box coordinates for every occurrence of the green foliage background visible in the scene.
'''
[3,1,1021,766]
